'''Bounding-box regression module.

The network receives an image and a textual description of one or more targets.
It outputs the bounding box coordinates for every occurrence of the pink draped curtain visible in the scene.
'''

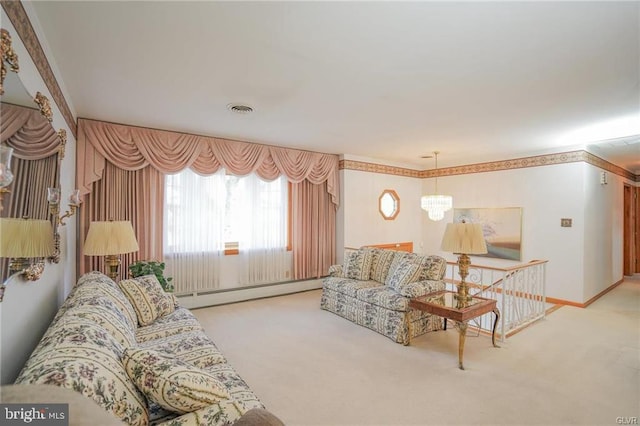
[291,180,336,279]
[1,103,60,159]
[78,119,339,203]
[1,103,60,280]
[77,119,339,280]
[79,162,164,280]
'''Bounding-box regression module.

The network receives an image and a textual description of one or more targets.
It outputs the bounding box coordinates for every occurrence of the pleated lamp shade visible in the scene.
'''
[441,222,488,255]
[0,218,54,258]
[83,221,139,256]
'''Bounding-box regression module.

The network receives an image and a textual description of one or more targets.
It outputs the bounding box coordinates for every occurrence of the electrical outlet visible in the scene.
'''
[561,218,572,227]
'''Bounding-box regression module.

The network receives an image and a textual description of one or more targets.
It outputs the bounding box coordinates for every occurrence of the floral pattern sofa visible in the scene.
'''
[14,271,277,426]
[320,247,447,345]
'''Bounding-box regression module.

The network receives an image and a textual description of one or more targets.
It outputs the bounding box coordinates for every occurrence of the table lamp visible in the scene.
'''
[441,221,487,302]
[83,220,139,281]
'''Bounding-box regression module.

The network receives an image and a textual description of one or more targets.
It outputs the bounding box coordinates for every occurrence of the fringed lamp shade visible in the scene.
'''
[83,221,139,256]
[441,222,487,254]
[83,221,139,282]
[0,218,54,258]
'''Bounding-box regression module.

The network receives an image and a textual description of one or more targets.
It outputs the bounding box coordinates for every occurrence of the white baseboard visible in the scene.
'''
[176,279,323,310]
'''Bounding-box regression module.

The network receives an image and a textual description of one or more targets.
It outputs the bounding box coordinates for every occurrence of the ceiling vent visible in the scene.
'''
[227,104,254,114]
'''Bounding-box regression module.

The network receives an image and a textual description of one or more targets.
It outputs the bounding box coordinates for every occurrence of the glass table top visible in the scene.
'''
[422,291,487,310]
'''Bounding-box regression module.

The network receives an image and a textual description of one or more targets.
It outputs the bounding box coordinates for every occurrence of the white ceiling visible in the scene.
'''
[28,1,639,172]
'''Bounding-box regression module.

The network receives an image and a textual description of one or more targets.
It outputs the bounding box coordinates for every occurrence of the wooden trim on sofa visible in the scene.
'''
[364,242,414,252]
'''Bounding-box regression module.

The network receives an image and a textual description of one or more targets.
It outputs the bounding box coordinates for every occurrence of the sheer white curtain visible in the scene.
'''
[235,174,290,285]
[164,170,290,293]
[163,169,226,294]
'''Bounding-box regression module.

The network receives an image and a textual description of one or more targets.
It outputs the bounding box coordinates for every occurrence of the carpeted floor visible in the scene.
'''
[193,277,640,426]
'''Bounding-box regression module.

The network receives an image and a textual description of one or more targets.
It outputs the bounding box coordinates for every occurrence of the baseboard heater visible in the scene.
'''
[176,278,324,310]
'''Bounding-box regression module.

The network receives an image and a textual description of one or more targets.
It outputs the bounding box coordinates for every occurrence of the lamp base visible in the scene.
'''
[105,255,121,282]
[455,253,474,305]
[0,187,10,213]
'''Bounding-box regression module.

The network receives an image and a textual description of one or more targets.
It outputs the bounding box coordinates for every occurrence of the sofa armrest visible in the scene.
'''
[157,400,246,426]
[395,279,445,298]
[233,408,285,426]
[157,402,283,426]
[328,264,344,277]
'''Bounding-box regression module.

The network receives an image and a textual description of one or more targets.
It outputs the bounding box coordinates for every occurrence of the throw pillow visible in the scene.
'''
[122,347,231,414]
[385,258,422,291]
[369,248,396,283]
[343,248,373,281]
[422,255,447,281]
[387,251,418,277]
[118,275,175,326]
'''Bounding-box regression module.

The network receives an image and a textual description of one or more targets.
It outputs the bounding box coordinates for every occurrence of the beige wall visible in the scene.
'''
[337,159,631,305]
[338,155,424,262]
[583,163,627,301]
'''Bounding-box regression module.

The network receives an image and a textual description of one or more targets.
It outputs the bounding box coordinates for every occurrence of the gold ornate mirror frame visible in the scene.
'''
[0,28,68,293]
[0,28,20,96]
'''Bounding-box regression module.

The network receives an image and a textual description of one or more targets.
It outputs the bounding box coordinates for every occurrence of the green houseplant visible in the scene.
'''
[128,260,174,293]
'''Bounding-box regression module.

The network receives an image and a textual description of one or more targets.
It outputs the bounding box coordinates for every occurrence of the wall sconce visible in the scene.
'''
[48,187,80,226]
[0,218,54,302]
[83,220,139,282]
[47,187,81,263]
[0,145,14,213]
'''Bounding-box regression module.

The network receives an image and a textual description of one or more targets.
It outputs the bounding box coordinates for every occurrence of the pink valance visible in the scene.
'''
[77,119,340,205]
[1,103,60,160]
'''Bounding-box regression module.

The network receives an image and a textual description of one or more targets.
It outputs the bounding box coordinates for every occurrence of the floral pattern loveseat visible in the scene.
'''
[14,271,269,426]
[320,247,447,345]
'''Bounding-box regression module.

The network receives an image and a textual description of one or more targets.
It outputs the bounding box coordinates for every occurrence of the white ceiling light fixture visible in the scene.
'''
[421,151,453,221]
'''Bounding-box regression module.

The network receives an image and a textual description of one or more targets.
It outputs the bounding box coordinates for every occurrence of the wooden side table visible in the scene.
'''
[409,290,500,370]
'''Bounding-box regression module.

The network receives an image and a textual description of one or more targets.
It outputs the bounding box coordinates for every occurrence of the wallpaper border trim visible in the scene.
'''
[340,150,638,182]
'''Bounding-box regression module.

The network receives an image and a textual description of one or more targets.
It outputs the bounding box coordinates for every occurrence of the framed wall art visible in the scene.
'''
[453,207,523,261]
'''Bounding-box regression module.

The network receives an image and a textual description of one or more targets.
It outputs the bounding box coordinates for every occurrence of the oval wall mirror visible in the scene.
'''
[379,189,400,220]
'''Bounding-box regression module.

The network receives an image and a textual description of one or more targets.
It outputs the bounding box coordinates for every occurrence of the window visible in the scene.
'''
[164,169,288,254]
[224,174,288,251]
[163,169,290,293]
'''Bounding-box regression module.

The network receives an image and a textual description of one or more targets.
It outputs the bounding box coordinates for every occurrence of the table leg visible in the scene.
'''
[492,308,501,348]
[457,322,467,370]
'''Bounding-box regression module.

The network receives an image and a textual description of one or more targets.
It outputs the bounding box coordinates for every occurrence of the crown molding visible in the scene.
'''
[1,0,77,138]
[340,150,638,182]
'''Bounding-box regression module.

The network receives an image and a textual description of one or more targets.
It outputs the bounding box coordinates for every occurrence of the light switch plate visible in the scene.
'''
[561,218,572,227]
